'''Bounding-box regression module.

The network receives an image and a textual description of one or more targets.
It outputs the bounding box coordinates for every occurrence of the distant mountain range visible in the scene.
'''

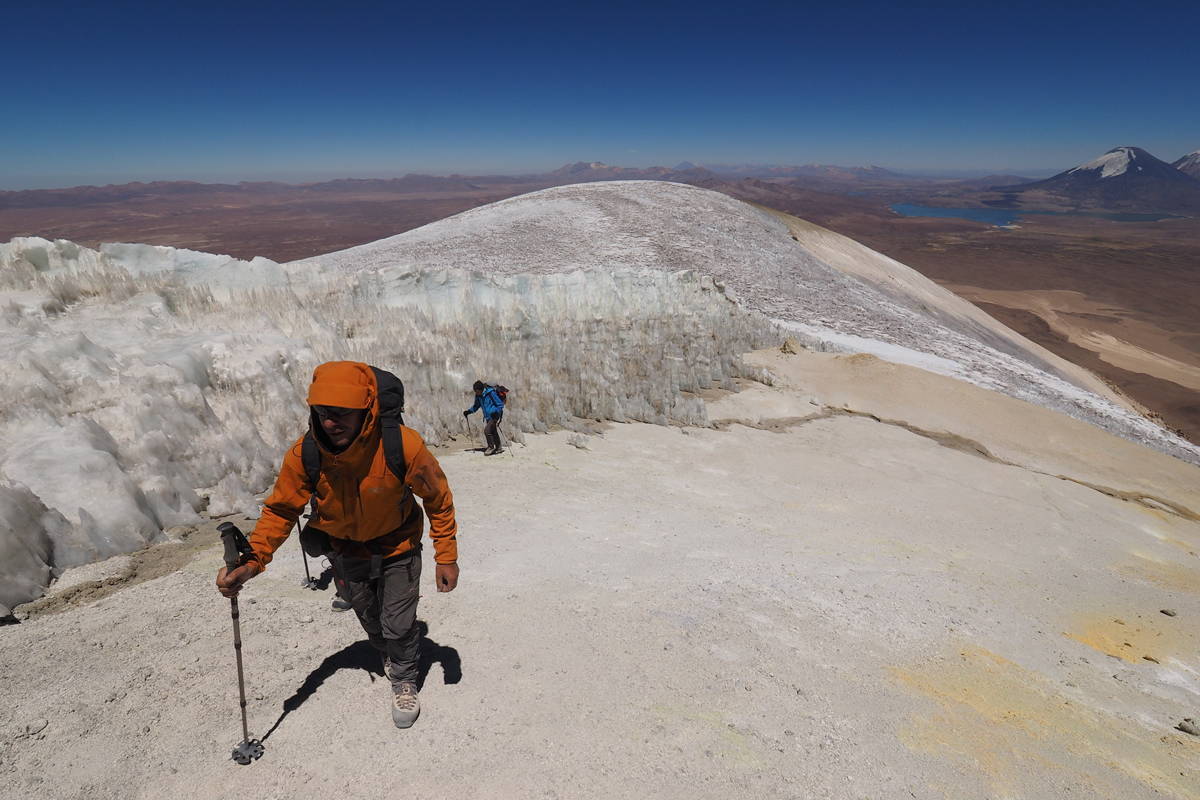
[996,146,1200,212]
[700,163,905,180]
[5,149,1199,214]
[548,161,717,181]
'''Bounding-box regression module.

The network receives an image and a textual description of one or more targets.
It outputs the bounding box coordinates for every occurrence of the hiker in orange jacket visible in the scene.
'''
[215,361,459,729]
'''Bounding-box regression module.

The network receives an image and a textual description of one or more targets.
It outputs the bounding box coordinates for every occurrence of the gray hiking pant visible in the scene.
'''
[335,550,421,689]
[485,412,503,451]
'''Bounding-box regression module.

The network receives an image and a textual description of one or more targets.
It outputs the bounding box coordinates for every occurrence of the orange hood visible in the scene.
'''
[306,361,380,464]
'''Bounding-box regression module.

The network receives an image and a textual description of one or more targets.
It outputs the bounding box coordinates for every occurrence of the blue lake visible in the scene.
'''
[890,204,1178,226]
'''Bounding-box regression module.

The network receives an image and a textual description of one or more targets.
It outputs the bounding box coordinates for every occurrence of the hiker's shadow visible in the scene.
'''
[414,621,463,690]
[261,621,461,741]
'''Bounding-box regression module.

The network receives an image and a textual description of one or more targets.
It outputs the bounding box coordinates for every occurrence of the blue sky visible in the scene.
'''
[2,0,1197,188]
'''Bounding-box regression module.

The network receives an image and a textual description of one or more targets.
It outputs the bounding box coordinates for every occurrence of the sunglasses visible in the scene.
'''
[313,405,363,422]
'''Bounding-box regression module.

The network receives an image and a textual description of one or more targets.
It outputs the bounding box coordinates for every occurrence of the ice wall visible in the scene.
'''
[0,237,777,611]
[0,482,69,617]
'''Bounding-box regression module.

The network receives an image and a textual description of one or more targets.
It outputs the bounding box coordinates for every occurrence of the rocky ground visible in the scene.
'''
[2,348,1198,800]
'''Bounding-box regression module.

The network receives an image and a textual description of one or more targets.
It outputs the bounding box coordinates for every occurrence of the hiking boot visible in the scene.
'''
[485,447,504,456]
[391,681,420,728]
[331,596,353,612]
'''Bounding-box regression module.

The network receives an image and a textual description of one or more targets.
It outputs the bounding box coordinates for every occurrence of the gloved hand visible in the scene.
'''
[462,410,470,418]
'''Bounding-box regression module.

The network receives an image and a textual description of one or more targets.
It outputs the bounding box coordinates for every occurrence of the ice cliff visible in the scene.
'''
[0,234,773,614]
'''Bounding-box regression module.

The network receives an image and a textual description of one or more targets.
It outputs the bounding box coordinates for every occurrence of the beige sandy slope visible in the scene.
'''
[2,351,1198,800]
[718,348,1200,518]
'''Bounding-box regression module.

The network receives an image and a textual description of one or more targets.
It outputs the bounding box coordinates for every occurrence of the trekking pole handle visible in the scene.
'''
[219,522,253,571]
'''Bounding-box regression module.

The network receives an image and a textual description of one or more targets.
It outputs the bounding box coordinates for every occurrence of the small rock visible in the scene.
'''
[1177,719,1200,737]
[1143,656,1160,664]
[780,337,801,355]
[299,615,313,624]
[142,726,150,733]
[1160,609,1177,617]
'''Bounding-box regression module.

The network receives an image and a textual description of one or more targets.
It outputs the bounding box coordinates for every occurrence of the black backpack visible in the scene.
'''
[301,366,407,491]
[489,384,509,405]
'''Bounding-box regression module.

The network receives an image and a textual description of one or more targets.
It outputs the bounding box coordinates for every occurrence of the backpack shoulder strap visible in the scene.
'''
[370,366,408,482]
[378,416,408,483]
[301,431,321,491]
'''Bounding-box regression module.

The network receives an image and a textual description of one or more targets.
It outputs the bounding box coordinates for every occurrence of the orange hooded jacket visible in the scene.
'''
[246,361,457,571]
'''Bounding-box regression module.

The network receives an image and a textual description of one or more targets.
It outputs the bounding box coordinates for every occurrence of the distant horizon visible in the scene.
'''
[0,160,1098,192]
[2,0,1197,192]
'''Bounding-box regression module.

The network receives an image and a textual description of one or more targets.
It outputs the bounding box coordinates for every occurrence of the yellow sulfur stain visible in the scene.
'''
[1065,611,1195,664]
[890,646,1200,799]
[649,704,764,768]
[1117,552,1200,595]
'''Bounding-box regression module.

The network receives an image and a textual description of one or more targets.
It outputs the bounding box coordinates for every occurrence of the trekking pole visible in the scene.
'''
[297,509,319,590]
[299,535,318,590]
[498,424,515,459]
[218,522,266,766]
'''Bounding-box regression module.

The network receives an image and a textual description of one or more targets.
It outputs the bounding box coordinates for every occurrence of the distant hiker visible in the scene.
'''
[463,379,507,455]
[216,361,459,729]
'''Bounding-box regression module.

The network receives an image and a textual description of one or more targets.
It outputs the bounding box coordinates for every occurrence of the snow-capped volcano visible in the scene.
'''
[1067,145,1157,178]
[1003,146,1200,211]
[1173,149,1200,179]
